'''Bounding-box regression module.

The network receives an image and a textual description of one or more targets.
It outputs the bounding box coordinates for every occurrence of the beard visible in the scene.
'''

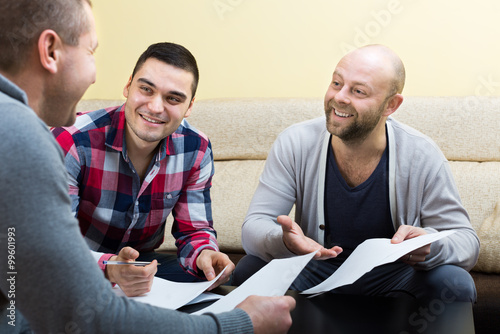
[325,100,386,144]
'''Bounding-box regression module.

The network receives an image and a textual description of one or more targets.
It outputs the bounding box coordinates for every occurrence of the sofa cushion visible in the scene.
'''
[449,161,500,232]
[448,161,500,273]
[187,98,325,160]
[394,96,500,162]
[157,160,266,253]
[474,199,500,273]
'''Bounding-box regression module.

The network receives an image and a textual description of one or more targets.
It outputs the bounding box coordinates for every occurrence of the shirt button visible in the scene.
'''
[135,201,139,206]
[127,230,131,235]
[319,224,325,230]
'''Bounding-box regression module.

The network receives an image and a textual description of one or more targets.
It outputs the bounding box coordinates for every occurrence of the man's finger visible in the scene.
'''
[277,215,294,231]
[197,252,216,280]
[391,225,411,243]
[118,246,139,261]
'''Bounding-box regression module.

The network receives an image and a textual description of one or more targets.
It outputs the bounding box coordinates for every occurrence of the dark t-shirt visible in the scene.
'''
[324,133,395,260]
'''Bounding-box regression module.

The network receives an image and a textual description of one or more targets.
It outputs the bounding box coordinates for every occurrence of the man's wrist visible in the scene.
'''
[99,253,116,281]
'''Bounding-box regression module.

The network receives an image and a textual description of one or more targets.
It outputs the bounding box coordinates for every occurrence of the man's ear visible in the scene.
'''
[123,75,133,98]
[38,30,62,74]
[383,94,404,117]
[184,96,195,118]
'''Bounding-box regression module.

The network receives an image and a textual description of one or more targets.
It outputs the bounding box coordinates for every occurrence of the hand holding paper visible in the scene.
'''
[391,225,431,265]
[301,230,456,295]
[196,249,235,290]
[113,266,228,310]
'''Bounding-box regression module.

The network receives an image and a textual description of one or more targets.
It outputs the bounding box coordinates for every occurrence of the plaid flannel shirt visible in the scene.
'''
[52,105,218,277]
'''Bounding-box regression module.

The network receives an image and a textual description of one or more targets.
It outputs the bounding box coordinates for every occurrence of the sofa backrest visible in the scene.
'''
[77,98,500,272]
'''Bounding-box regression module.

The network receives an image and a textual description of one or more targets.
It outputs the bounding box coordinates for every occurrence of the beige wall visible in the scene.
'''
[84,0,500,100]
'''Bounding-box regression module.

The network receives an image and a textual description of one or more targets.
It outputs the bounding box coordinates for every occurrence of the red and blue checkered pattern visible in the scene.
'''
[52,105,218,276]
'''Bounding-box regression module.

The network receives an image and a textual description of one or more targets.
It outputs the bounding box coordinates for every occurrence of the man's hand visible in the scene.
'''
[391,225,431,265]
[196,249,235,290]
[236,295,295,334]
[105,246,157,297]
[277,215,342,260]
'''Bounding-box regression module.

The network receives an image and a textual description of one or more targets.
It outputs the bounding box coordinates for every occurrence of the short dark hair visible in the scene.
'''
[131,42,200,100]
[0,0,92,73]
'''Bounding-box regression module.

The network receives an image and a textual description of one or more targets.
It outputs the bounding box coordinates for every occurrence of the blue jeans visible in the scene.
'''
[136,252,203,282]
[233,255,477,303]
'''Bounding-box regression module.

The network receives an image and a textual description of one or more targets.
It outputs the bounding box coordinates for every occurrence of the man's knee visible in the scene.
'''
[233,255,268,286]
[421,265,476,303]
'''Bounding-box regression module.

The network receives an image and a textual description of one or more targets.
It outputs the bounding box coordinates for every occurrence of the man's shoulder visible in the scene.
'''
[50,106,123,154]
[1,98,63,172]
[164,120,212,159]
[52,106,121,144]
[174,119,210,144]
[0,95,47,137]
[388,117,446,160]
[70,106,121,134]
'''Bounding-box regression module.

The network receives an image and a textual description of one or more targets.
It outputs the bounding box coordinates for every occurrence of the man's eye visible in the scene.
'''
[167,96,181,103]
[140,86,152,93]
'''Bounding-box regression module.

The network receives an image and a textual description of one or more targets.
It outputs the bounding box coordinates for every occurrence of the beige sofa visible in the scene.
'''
[77,97,500,333]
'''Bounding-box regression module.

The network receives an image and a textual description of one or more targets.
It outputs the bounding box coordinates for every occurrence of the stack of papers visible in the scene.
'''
[112,267,227,310]
[113,230,455,313]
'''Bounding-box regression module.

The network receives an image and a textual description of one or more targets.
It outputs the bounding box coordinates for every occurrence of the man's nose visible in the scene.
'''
[334,86,350,105]
[148,95,163,113]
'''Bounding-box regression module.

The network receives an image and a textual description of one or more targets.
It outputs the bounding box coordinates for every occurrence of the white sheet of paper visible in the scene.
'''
[112,266,227,310]
[301,230,455,295]
[184,292,222,306]
[193,251,316,315]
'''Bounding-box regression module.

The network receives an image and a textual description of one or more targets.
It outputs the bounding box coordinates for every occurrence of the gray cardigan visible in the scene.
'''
[242,116,479,271]
[0,74,253,334]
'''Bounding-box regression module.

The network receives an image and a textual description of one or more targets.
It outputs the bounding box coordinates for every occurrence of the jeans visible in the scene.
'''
[136,252,202,282]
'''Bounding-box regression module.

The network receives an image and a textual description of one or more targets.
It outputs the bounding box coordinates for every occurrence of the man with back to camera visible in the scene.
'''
[52,42,235,297]
[233,45,479,303]
[0,0,295,333]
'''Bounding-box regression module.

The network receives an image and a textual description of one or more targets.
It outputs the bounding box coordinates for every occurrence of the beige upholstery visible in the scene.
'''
[77,97,500,273]
[475,200,500,273]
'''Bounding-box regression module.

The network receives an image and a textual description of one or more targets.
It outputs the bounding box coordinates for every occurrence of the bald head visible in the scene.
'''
[342,45,405,96]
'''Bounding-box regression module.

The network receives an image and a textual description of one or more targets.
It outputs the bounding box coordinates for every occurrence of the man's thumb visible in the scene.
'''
[277,215,293,231]
[119,246,139,260]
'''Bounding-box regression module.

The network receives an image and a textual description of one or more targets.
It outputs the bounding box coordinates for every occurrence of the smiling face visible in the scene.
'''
[324,46,400,144]
[123,57,195,150]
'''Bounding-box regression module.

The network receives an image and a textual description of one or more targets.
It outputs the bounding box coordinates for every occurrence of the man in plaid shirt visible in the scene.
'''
[52,42,234,296]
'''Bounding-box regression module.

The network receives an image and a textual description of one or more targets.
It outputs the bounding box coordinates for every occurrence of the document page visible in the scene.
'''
[112,266,227,310]
[193,251,316,315]
[301,230,455,295]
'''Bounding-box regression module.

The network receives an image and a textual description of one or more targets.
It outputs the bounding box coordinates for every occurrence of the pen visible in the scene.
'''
[103,261,160,266]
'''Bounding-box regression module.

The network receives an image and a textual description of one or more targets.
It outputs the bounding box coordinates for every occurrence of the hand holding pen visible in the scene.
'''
[104,246,158,297]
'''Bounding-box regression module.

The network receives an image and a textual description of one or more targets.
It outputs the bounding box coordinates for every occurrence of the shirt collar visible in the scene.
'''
[0,74,29,106]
